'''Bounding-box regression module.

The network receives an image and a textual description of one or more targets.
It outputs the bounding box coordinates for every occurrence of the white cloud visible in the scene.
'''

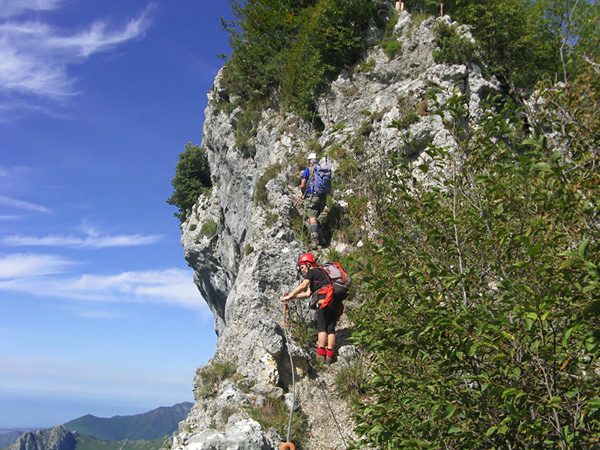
[0,194,50,212]
[0,0,64,19]
[0,2,154,99]
[2,232,163,248]
[0,252,76,278]
[0,263,207,311]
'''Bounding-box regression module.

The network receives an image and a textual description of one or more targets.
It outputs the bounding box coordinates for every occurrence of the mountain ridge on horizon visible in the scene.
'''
[1,402,192,449]
[64,401,192,441]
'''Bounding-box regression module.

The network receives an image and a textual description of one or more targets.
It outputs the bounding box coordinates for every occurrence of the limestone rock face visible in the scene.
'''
[173,10,498,450]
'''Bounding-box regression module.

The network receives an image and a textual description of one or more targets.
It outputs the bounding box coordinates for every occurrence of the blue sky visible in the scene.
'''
[0,0,232,429]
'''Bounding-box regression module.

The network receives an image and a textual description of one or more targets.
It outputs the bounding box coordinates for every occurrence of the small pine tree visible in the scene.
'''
[167,143,212,223]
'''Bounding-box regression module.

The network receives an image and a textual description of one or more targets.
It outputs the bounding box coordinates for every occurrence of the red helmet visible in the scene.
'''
[298,253,316,266]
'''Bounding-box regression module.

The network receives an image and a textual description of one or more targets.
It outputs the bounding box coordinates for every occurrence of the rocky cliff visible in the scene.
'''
[6,426,76,450]
[172,9,498,450]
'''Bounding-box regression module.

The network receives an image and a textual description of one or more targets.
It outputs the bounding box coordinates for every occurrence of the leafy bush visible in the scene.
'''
[167,143,212,223]
[432,21,478,65]
[351,86,600,448]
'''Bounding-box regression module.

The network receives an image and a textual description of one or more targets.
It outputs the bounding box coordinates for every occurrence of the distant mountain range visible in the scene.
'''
[64,402,192,441]
[1,402,192,450]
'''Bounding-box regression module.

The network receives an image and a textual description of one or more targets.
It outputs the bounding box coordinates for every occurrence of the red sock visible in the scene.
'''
[326,348,335,358]
[317,347,327,356]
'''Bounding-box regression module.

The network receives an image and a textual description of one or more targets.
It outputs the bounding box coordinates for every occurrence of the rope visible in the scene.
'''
[317,378,348,449]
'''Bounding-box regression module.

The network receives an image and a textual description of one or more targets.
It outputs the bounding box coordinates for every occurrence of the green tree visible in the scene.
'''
[222,0,377,119]
[537,0,600,81]
[350,75,600,448]
[453,0,559,87]
[221,0,313,102]
[167,143,212,223]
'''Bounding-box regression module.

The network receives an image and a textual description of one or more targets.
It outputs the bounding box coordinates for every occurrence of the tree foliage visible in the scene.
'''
[221,0,376,118]
[405,0,599,87]
[350,63,600,448]
[167,143,212,223]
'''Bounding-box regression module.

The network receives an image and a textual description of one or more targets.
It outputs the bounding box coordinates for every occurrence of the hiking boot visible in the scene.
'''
[316,353,326,363]
[311,238,320,250]
[319,234,327,247]
[326,349,336,365]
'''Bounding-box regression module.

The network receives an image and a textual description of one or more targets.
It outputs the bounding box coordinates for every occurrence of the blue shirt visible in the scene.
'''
[302,167,314,195]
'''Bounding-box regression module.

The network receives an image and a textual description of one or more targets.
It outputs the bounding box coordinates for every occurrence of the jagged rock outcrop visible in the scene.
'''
[172,9,499,450]
[6,426,76,450]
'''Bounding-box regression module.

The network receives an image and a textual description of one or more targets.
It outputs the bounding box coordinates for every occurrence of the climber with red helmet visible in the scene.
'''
[282,253,341,363]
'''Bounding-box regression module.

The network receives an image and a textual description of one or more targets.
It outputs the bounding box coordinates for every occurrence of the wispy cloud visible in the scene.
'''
[0,2,154,101]
[0,252,76,278]
[0,194,50,213]
[0,258,206,311]
[0,0,64,19]
[2,232,164,248]
[2,220,164,248]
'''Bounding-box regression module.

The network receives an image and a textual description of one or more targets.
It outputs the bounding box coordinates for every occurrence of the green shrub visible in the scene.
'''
[335,360,367,403]
[336,157,359,183]
[247,398,308,448]
[326,143,347,161]
[200,220,218,238]
[357,119,374,137]
[388,108,420,130]
[196,362,237,399]
[432,21,478,65]
[352,89,600,448]
[234,104,263,157]
[291,213,311,247]
[254,163,283,206]
[358,58,376,72]
[289,308,319,353]
[332,122,346,132]
[167,143,212,223]
[380,37,403,59]
[265,212,279,227]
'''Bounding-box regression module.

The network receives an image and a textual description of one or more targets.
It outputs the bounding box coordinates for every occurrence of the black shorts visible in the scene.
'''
[316,302,341,334]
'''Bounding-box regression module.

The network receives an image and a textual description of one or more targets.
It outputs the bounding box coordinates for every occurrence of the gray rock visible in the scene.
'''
[182,419,274,450]
[6,426,76,450]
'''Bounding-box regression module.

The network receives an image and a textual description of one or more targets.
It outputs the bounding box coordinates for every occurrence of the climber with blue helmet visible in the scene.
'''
[298,153,331,250]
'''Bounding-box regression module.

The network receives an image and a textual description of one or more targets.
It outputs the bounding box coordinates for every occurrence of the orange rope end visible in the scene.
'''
[280,443,295,450]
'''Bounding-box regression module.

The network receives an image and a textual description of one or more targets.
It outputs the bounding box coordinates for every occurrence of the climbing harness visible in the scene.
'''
[281,300,296,450]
